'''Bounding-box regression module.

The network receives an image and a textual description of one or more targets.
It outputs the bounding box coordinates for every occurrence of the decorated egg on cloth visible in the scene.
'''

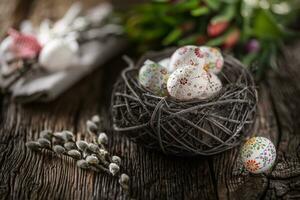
[240,137,276,174]
[168,45,205,73]
[167,65,221,101]
[199,46,224,74]
[138,62,170,96]
[39,38,79,72]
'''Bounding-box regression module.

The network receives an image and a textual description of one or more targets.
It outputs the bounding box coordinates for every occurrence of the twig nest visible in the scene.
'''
[111,48,257,156]
[240,137,276,173]
[38,38,78,72]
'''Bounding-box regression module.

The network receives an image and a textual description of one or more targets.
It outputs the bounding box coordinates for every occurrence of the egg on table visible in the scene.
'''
[138,62,170,96]
[199,46,224,74]
[240,136,276,174]
[168,45,205,73]
[167,65,222,101]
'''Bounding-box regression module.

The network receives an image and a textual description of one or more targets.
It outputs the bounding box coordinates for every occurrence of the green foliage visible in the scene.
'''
[125,0,300,79]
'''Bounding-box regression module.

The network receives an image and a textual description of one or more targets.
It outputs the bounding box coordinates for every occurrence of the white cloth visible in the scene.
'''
[10,37,126,103]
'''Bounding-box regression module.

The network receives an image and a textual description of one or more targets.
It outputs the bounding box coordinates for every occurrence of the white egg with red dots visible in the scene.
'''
[167,65,222,101]
[168,45,205,73]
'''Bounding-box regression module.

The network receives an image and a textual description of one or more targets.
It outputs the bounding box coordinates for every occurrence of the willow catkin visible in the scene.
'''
[26,115,130,190]
[53,145,66,154]
[76,140,88,151]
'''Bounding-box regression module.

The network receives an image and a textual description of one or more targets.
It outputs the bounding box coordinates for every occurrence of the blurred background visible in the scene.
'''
[1,0,299,81]
[124,0,300,79]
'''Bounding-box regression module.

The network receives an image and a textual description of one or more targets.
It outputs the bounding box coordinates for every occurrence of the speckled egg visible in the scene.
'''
[199,46,224,74]
[168,45,205,73]
[138,62,170,96]
[167,65,219,101]
[158,57,170,69]
[198,73,222,100]
[240,137,276,174]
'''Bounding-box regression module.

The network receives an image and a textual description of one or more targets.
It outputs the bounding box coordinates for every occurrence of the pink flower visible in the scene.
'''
[246,39,260,53]
[8,29,42,59]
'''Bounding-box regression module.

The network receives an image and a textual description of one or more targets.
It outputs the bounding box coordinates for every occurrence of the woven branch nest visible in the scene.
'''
[111,48,258,156]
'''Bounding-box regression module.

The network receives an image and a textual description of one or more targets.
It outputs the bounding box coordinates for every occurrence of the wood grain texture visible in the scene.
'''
[0,42,299,199]
[0,0,300,199]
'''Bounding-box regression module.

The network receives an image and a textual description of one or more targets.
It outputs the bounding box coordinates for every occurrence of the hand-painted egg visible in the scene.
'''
[240,137,276,174]
[167,65,213,101]
[158,57,170,69]
[138,62,169,96]
[199,46,224,74]
[39,38,78,72]
[168,45,205,73]
[144,59,155,65]
[198,73,222,100]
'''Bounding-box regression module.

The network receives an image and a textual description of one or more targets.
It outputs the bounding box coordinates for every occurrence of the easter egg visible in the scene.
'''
[198,73,222,100]
[240,137,276,174]
[168,45,205,73]
[144,59,155,65]
[138,62,169,96]
[167,65,216,101]
[158,57,170,69]
[199,46,224,74]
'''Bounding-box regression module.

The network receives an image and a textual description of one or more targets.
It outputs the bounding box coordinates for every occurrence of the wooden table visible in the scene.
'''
[1,1,300,199]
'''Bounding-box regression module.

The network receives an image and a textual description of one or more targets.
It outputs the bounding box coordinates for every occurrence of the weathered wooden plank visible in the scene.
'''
[0,56,216,200]
[209,83,279,200]
[263,42,300,199]
[0,0,34,37]
[0,0,300,198]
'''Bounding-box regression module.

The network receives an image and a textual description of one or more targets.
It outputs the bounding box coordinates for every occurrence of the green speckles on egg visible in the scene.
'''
[138,62,170,96]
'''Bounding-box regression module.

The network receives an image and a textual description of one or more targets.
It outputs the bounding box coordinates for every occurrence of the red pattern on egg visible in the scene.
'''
[194,47,204,58]
[167,65,222,101]
[199,46,224,74]
[169,46,224,74]
[240,137,276,174]
[169,45,205,73]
